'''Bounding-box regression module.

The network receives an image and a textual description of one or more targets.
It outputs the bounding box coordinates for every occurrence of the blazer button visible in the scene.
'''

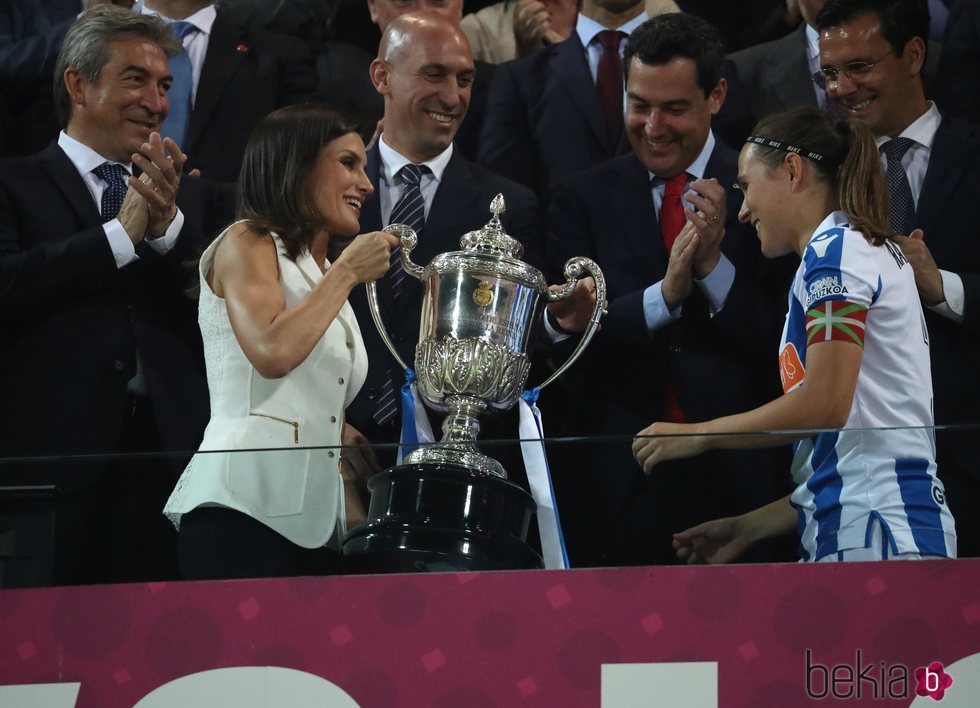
[338,377,345,385]
[330,416,337,423]
[346,341,353,349]
[114,359,125,371]
[327,451,335,458]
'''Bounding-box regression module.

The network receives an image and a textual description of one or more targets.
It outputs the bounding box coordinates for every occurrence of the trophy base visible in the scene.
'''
[403,445,506,478]
[342,462,543,573]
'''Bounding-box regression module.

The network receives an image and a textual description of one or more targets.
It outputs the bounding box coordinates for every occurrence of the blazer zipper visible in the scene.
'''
[248,412,299,444]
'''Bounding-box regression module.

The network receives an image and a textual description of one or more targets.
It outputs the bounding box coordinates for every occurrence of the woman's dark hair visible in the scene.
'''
[236,104,362,261]
[747,106,891,245]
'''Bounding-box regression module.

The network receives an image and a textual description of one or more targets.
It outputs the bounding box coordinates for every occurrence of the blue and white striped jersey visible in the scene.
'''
[778,212,957,561]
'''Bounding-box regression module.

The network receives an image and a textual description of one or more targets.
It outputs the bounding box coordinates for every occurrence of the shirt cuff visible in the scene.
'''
[695,253,735,316]
[643,281,682,332]
[928,270,964,323]
[543,309,573,343]
[145,208,184,255]
[104,220,138,268]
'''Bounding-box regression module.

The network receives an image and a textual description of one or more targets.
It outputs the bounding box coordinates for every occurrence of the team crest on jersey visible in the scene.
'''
[806,276,849,307]
[808,230,841,258]
[779,342,805,394]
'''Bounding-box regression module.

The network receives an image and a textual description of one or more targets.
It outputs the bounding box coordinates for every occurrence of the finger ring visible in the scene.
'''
[708,214,720,223]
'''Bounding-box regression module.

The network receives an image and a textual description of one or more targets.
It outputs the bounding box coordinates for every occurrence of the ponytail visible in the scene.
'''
[837,118,891,245]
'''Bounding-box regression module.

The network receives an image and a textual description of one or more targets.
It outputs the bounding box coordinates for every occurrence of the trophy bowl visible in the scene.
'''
[342,194,605,572]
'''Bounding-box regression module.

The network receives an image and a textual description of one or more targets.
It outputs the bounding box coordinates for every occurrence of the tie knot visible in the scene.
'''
[596,29,624,52]
[662,172,688,198]
[93,162,128,185]
[882,137,915,161]
[399,163,428,186]
[171,20,199,40]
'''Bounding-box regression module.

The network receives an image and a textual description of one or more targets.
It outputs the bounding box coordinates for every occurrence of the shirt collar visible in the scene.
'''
[58,131,132,176]
[648,130,716,183]
[377,135,453,186]
[142,3,217,34]
[805,24,819,62]
[576,10,649,49]
[809,210,850,242]
[874,102,941,151]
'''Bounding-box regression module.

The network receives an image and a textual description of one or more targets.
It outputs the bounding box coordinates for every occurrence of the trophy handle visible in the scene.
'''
[364,223,425,372]
[534,256,606,391]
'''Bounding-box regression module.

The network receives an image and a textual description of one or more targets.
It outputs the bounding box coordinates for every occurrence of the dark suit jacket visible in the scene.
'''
[0,0,77,157]
[914,116,980,555]
[548,142,796,565]
[0,143,214,487]
[345,142,542,439]
[183,12,317,182]
[934,0,980,126]
[478,33,630,204]
[315,46,496,163]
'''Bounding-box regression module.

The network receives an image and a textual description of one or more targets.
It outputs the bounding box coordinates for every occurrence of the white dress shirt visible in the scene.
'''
[876,102,963,322]
[142,3,217,105]
[376,136,454,224]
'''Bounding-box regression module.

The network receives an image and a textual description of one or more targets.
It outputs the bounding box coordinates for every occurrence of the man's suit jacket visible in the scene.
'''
[934,0,980,126]
[718,25,816,148]
[0,0,77,157]
[548,142,795,565]
[0,143,214,487]
[478,33,630,204]
[183,12,316,182]
[315,48,497,164]
[913,115,980,554]
[345,142,542,437]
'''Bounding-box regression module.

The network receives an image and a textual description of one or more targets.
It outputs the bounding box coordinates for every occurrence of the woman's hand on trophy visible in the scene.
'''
[340,422,382,485]
[546,276,600,333]
[334,231,401,284]
[632,421,710,476]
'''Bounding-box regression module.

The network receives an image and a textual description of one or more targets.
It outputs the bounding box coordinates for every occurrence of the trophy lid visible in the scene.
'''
[458,194,525,259]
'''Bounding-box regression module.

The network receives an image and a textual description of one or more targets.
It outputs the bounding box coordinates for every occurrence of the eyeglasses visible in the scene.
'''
[812,49,893,90]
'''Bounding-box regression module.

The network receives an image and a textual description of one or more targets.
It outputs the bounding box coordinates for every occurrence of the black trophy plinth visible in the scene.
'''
[342,462,543,573]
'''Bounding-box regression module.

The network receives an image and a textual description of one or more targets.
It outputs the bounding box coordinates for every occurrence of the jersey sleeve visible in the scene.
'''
[800,226,876,348]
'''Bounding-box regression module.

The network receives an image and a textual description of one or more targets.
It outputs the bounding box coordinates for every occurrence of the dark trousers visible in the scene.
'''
[178,507,344,580]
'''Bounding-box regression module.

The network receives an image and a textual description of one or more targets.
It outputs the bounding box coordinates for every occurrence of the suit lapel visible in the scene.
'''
[186,14,249,153]
[38,143,103,229]
[765,27,818,111]
[609,154,666,278]
[551,36,609,151]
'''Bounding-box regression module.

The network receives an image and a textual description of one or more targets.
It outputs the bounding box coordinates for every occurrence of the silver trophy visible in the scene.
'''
[366,194,606,477]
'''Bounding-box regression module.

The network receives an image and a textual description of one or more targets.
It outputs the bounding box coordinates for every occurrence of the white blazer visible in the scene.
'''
[164,227,368,549]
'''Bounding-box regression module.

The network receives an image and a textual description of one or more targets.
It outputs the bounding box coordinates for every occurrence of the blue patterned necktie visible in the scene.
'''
[882,137,916,235]
[373,163,430,426]
[160,21,198,148]
[93,162,129,221]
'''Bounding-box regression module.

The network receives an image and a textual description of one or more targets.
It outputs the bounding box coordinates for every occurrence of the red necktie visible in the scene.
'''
[659,172,688,253]
[595,30,625,147]
[659,172,689,423]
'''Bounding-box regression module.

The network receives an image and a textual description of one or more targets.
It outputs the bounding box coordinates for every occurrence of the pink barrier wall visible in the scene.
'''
[1,560,978,706]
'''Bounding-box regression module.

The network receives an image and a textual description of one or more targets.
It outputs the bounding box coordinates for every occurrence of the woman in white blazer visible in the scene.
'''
[164,105,399,579]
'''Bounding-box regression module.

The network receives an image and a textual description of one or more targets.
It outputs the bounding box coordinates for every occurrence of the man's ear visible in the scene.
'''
[370,58,390,94]
[904,36,927,77]
[63,66,87,109]
[708,77,727,116]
